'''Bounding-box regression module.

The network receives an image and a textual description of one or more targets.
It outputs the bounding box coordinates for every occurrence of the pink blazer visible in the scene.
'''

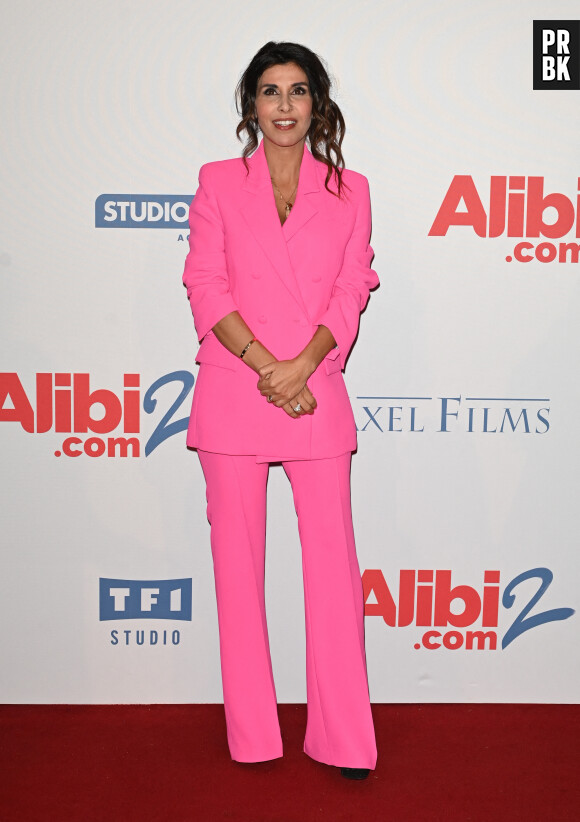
[182,141,379,459]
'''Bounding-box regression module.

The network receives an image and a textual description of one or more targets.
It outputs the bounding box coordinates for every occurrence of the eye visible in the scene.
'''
[292,86,308,95]
[263,87,277,95]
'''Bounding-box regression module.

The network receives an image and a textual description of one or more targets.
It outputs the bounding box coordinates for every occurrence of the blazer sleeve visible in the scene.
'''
[182,164,238,342]
[315,175,379,370]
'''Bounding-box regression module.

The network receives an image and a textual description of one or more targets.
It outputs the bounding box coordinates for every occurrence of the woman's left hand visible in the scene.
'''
[257,358,314,408]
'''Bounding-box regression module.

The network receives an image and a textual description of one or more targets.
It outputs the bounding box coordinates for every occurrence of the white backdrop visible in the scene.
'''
[1,0,579,703]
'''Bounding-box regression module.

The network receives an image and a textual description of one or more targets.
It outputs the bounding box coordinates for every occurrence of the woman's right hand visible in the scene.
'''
[281,385,317,419]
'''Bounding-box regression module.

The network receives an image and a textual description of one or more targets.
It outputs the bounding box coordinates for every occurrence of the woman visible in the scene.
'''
[183,41,378,779]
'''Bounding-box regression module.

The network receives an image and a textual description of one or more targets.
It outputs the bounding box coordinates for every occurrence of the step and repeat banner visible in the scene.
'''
[1,0,579,703]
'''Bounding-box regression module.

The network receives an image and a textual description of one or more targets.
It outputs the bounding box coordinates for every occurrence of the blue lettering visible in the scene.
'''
[502,568,574,649]
[143,371,195,456]
[482,408,496,433]
[359,406,383,432]
[409,407,424,432]
[388,406,403,432]
[536,408,550,433]
[438,396,461,432]
[500,408,530,433]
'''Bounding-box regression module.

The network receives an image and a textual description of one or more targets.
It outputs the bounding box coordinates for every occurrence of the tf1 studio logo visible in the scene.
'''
[363,567,574,651]
[533,20,580,90]
[99,578,192,646]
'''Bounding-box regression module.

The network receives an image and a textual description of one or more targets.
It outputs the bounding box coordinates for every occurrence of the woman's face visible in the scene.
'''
[254,62,313,151]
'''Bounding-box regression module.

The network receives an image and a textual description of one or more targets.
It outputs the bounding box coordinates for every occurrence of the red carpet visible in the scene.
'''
[1,704,578,821]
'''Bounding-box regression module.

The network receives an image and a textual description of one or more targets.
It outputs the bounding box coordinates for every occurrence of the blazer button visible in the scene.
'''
[312,275,322,282]
[258,315,267,324]
[252,272,261,279]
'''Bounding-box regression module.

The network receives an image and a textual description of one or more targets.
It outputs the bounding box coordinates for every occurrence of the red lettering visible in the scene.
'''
[421,630,441,649]
[442,630,464,649]
[73,374,122,434]
[526,177,575,239]
[362,569,396,626]
[559,242,580,263]
[433,570,481,627]
[35,373,53,433]
[465,630,497,650]
[535,242,557,262]
[482,571,500,627]
[416,570,434,626]
[62,436,83,457]
[84,437,106,457]
[396,570,416,627]
[108,437,140,457]
[513,241,534,262]
[55,374,72,433]
[507,178,525,237]
[0,373,34,432]
[488,176,507,237]
[428,176,487,237]
[123,374,140,433]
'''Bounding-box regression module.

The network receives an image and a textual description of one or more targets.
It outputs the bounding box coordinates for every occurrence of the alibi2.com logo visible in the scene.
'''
[428,22,580,264]
[429,175,580,264]
[363,567,574,651]
[0,371,196,458]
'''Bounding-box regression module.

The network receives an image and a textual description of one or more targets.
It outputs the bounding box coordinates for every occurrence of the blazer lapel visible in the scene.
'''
[282,145,320,243]
[239,142,317,318]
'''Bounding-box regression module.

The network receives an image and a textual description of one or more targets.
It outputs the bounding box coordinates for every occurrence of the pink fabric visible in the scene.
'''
[198,450,377,769]
[182,141,379,460]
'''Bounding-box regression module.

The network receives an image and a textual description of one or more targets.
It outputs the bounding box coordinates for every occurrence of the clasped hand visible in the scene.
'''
[257,359,317,419]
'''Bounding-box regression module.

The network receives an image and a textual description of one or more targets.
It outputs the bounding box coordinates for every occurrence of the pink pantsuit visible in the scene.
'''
[183,141,379,768]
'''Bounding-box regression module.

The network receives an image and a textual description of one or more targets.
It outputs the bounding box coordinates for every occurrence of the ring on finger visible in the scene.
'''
[293,403,302,413]
[267,395,273,403]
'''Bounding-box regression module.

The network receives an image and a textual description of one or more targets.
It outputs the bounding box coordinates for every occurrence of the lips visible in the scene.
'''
[273,120,297,130]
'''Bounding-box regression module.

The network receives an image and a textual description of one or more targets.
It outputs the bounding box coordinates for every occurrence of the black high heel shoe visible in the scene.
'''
[340,767,370,780]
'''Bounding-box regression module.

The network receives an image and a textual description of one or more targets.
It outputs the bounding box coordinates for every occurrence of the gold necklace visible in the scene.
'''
[271,178,298,218]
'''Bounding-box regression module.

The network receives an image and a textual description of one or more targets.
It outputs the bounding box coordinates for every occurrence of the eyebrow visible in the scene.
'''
[259,81,309,90]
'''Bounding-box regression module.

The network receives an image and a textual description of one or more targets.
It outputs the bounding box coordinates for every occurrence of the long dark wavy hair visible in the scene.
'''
[235,42,346,196]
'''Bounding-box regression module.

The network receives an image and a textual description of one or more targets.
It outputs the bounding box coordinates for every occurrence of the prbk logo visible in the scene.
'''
[363,568,574,651]
[533,20,580,90]
[95,195,193,228]
[99,578,192,647]
[429,175,580,264]
[354,395,550,435]
[0,370,196,457]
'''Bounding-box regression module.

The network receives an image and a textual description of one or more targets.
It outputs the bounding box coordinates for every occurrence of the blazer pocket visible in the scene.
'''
[324,346,342,375]
[196,332,239,372]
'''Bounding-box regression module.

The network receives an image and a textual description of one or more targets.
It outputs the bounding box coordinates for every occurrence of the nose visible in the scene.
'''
[278,92,292,112]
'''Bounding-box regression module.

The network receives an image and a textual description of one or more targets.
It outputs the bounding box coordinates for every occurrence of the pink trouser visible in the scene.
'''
[197,450,377,769]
